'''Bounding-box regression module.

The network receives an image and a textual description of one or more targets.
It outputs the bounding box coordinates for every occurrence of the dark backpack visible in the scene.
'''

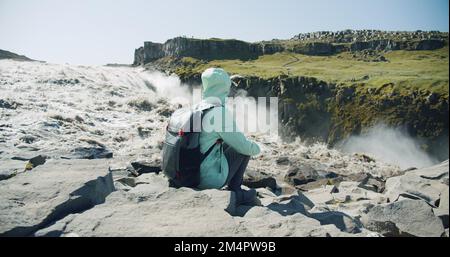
[161,103,219,188]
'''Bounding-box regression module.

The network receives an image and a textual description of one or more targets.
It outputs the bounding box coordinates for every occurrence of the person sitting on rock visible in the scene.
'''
[197,68,261,205]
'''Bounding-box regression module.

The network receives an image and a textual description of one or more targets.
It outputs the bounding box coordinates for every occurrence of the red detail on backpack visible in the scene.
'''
[175,171,181,179]
[178,129,185,137]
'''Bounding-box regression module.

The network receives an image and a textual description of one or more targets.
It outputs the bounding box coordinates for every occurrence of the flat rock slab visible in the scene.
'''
[0,159,26,181]
[35,176,249,237]
[361,199,445,237]
[0,159,114,236]
[235,206,352,237]
[385,162,448,206]
[35,173,361,237]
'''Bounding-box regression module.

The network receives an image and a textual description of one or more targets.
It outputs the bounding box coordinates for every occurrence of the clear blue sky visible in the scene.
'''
[0,0,448,65]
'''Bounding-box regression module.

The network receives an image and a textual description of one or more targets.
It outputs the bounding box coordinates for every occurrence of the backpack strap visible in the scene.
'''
[198,103,223,162]
[201,139,223,162]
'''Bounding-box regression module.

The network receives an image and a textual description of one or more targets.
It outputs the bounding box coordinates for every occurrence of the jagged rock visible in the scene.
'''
[135,37,263,65]
[285,165,317,185]
[236,207,349,237]
[384,161,449,206]
[310,211,362,234]
[256,187,278,206]
[303,185,338,205]
[345,172,385,193]
[277,183,298,195]
[334,181,385,203]
[284,163,339,187]
[243,169,277,191]
[129,160,161,176]
[297,176,344,191]
[434,187,449,228]
[115,177,136,187]
[26,155,47,170]
[0,159,114,236]
[329,200,376,218]
[361,199,445,237]
[266,196,310,216]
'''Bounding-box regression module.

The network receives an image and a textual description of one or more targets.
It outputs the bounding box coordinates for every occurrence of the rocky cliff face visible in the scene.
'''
[349,39,446,52]
[134,37,269,65]
[292,29,448,43]
[177,73,449,162]
[133,31,448,65]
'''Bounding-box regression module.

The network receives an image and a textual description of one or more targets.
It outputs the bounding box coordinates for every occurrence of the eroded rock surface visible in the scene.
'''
[0,159,114,236]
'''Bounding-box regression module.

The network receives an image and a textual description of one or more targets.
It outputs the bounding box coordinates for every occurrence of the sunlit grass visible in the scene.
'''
[184,47,448,95]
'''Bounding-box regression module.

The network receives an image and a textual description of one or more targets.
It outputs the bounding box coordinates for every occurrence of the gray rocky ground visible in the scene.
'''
[0,60,448,237]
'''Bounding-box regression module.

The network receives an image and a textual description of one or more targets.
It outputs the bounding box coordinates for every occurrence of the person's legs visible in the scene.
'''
[222,144,256,204]
[223,144,250,191]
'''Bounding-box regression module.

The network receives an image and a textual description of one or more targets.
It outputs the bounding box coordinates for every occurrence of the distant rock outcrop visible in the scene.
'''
[0,49,33,61]
[134,37,266,65]
[133,30,448,65]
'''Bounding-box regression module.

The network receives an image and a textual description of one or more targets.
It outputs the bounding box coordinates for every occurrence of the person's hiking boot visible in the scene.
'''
[235,188,257,205]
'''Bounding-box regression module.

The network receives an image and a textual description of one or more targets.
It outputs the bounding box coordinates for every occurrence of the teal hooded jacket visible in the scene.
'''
[197,68,261,189]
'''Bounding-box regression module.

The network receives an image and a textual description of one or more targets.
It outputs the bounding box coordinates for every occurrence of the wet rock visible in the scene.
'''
[19,135,38,144]
[0,99,21,109]
[276,156,290,165]
[0,159,114,236]
[156,106,175,117]
[26,155,47,169]
[128,99,155,112]
[361,199,445,237]
[0,160,25,181]
[10,154,47,171]
[63,147,113,160]
[137,126,153,138]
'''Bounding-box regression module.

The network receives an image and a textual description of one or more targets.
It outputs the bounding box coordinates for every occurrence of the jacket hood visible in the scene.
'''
[201,68,231,104]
